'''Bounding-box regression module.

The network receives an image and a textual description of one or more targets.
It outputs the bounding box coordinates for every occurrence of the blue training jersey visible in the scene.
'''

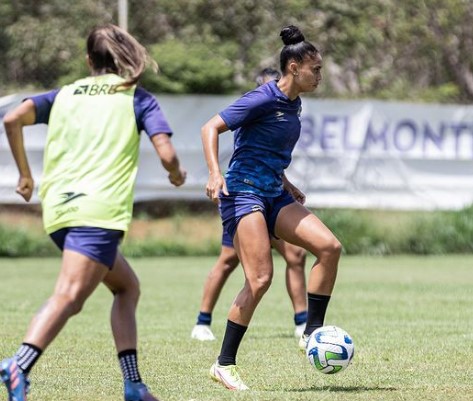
[219,80,302,197]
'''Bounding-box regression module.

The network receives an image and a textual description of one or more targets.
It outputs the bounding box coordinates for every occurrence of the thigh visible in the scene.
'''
[274,202,338,255]
[54,249,109,300]
[271,237,306,266]
[234,211,273,280]
[103,252,139,294]
[219,191,267,241]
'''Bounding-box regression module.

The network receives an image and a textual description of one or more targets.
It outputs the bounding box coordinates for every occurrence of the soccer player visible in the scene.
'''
[201,25,341,390]
[191,68,308,342]
[1,24,186,401]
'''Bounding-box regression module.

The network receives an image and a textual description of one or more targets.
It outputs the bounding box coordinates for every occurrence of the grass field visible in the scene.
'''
[1,255,473,401]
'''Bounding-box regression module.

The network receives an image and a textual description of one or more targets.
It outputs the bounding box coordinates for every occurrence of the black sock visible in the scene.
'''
[196,311,212,325]
[118,349,142,383]
[304,293,331,336]
[218,320,247,366]
[15,343,43,375]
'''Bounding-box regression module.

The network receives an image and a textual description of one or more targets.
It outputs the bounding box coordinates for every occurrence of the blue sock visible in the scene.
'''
[294,310,308,326]
[197,311,212,325]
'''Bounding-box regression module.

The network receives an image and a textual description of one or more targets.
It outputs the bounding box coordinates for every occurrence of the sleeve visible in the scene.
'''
[27,89,60,124]
[219,88,270,131]
[134,87,173,138]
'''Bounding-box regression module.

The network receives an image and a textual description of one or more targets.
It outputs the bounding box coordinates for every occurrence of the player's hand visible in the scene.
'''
[16,176,34,202]
[169,167,186,187]
[290,186,306,204]
[206,172,228,203]
[285,182,305,204]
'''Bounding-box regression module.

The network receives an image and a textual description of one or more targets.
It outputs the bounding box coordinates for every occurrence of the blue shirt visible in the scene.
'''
[219,80,302,196]
[30,86,172,138]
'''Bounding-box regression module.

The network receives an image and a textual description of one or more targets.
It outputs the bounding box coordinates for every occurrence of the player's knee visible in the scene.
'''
[56,293,85,316]
[122,275,141,304]
[109,274,141,305]
[320,238,342,260]
[251,271,273,295]
[285,248,307,268]
[127,276,141,303]
[221,255,240,273]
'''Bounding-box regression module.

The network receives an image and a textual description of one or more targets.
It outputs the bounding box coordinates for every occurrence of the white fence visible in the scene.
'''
[2,93,473,210]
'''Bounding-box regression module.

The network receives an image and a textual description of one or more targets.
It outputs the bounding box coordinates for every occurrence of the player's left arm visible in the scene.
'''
[282,172,305,204]
[150,133,186,187]
[3,99,36,201]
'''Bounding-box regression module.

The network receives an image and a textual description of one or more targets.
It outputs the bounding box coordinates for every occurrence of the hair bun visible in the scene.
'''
[280,25,305,46]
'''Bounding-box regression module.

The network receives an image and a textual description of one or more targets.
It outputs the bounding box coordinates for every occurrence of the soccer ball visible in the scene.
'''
[306,325,354,374]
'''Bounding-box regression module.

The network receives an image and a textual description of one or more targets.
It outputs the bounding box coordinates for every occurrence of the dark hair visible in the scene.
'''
[279,25,318,73]
[255,67,281,86]
[87,24,157,87]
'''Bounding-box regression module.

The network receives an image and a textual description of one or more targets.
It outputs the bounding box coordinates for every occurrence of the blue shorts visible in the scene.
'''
[50,227,124,269]
[221,227,234,248]
[219,190,295,242]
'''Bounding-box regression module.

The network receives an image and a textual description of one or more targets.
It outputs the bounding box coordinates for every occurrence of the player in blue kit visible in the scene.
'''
[201,25,342,390]
[192,68,308,342]
[1,24,186,401]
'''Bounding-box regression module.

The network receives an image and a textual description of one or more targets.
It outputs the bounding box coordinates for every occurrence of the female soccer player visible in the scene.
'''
[192,68,308,342]
[201,25,341,390]
[1,24,186,401]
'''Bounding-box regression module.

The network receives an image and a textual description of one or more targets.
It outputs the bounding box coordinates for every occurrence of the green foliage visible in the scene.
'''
[122,237,221,257]
[403,206,473,254]
[317,209,388,255]
[2,206,473,257]
[2,0,473,101]
[143,39,238,93]
[0,225,58,257]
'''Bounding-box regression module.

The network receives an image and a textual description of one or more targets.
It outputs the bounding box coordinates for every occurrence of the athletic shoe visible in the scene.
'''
[191,324,216,341]
[294,323,306,338]
[209,361,249,390]
[124,379,160,401]
[0,357,29,401]
[298,334,309,353]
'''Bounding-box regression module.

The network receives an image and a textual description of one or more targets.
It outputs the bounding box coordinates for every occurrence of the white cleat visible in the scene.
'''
[294,323,306,338]
[299,333,309,353]
[191,324,216,341]
[209,361,249,391]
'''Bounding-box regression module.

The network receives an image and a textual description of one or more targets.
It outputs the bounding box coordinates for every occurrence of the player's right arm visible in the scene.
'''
[3,99,36,201]
[201,114,229,203]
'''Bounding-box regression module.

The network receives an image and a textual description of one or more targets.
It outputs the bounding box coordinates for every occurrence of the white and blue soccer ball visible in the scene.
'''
[306,325,354,374]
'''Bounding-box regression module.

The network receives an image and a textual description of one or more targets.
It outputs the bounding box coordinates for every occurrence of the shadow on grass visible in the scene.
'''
[287,385,398,393]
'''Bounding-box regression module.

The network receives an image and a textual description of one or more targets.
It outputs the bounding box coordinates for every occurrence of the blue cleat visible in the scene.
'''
[0,358,29,401]
[124,379,160,401]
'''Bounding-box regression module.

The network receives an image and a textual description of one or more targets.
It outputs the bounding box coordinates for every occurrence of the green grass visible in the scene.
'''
[1,255,473,400]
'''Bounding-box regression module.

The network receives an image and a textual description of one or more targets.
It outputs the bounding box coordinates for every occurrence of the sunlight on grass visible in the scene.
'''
[1,255,473,400]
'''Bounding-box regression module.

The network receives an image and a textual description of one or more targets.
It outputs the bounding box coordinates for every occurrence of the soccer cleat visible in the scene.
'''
[209,361,249,391]
[298,333,309,353]
[124,379,160,401]
[0,357,29,401]
[191,324,216,341]
[294,323,306,339]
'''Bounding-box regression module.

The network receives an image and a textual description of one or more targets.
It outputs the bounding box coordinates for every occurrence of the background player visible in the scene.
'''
[191,68,308,342]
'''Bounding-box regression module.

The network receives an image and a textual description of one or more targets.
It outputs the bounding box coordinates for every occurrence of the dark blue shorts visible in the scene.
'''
[221,227,234,248]
[50,227,124,269]
[219,190,295,242]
